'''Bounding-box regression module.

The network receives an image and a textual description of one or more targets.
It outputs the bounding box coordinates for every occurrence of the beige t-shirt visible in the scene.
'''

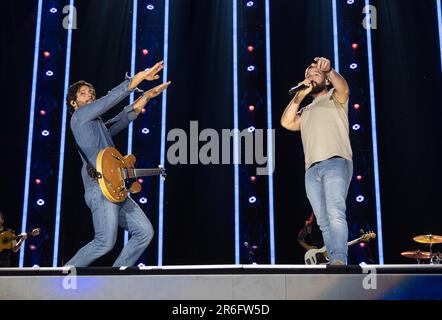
[300,88,353,170]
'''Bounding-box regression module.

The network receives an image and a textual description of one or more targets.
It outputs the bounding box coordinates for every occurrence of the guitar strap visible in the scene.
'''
[75,144,102,179]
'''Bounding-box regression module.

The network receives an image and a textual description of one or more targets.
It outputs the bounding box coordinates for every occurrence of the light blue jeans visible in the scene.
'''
[65,184,154,267]
[305,157,353,264]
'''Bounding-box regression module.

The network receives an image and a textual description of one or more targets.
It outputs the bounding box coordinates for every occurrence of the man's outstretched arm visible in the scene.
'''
[73,61,165,123]
[106,81,171,136]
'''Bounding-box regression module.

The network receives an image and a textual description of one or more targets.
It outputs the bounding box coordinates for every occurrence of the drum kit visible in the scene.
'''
[401,234,442,264]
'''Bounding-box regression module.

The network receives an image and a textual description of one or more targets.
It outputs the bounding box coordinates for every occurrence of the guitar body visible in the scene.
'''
[96,147,141,203]
[304,247,329,265]
[0,230,15,253]
[96,147,166,203]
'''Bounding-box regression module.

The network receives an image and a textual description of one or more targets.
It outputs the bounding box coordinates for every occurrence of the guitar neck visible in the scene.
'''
[347,236,364,247]
[5,230,38,242]
[134,168,163,177]
[4,234,26,242]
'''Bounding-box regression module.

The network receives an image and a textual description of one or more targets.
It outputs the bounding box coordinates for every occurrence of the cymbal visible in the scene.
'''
[413,234,442,244]
[401,250,431,259]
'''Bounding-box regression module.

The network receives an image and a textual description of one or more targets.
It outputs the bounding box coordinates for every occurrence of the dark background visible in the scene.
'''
[1,0,441,266]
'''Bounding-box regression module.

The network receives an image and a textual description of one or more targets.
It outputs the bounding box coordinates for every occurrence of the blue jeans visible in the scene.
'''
[305,157,353,264]
[65,184,154,267]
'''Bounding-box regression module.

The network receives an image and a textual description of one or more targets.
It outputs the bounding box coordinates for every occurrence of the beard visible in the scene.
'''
[309,81,327,95]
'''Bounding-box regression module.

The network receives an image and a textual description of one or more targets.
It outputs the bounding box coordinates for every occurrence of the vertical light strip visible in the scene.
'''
[332,0,340,73]
[232,0,240,265]
[157,0,170,266]
[53,0,75,267]
[365,0,384,264]
[20,0,43,267]
[124,0,138,246]
[437,0,442,73]
[127,0,137,155]
[264,0,275,264]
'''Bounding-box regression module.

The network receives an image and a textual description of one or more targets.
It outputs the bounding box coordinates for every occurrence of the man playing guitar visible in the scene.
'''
[64,62,170,267]
[0,211,29,267]
[297,213,323,252]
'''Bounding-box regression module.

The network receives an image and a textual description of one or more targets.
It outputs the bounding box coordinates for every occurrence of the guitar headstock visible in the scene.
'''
[361,231,376,242]
[31,228,40,236]
[158,165,167,180]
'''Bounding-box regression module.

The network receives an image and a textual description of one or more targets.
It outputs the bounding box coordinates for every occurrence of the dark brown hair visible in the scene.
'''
[66,80,95,114]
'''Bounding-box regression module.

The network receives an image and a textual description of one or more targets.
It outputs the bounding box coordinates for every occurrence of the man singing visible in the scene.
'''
[65,61,171,267]
[281,57,352,265]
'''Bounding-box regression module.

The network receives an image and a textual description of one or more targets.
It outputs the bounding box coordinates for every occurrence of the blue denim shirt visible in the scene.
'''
[70,79,138,190]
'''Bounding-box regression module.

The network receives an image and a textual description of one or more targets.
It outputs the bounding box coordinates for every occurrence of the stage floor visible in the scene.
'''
[1,264,441,300]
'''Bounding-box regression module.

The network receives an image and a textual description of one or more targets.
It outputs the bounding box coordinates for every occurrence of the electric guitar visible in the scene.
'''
[96,147,166,203]
[0,228,40,253]
[304,231,376,265]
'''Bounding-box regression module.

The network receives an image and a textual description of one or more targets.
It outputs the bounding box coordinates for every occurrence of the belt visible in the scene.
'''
[310,156,343,168]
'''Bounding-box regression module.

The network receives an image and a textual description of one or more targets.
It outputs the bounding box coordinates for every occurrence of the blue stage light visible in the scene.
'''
[438,0,442,74]
[232,0,240,264]
[246,1,254,7]
[46,70,54,76]
[141,128,150,134]
[20,0,43,267]
[248,196,256,204]
[49,8,57,13]
[356,195,365,203]
[53,0,75,267]
[247,65,255,72]
[265,0,276,264]
[125,0,139,248]
[41,130,50,136]
[366,0,384,263]
[352,124,361,131]
[146,4,154,10]
[36,199,45,206]
[350,63,358,69]
[158,0,171,266]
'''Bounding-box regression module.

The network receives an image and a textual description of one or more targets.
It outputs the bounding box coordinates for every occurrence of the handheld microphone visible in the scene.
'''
[288,83,308,95]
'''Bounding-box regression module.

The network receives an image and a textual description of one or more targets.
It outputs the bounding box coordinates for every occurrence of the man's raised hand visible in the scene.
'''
[144,61,164,81]
[128,61,165,90]
[294,79,314,100]
[143,81,171,99]
[133,81,171,114]
[313,57,332,73]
